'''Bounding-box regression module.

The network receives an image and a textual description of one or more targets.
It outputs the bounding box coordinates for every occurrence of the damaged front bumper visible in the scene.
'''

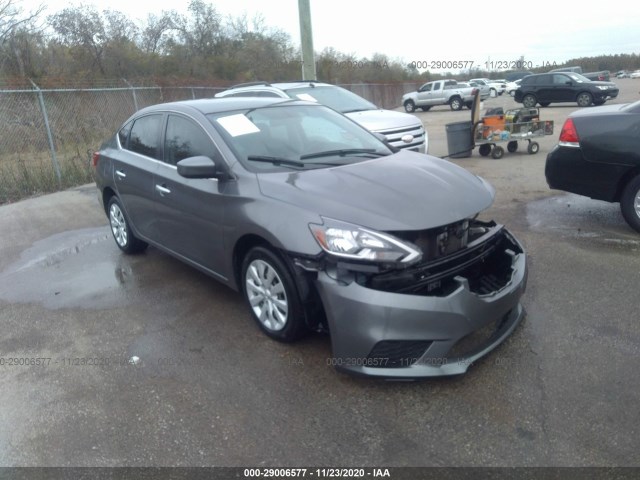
[312,224,527,378]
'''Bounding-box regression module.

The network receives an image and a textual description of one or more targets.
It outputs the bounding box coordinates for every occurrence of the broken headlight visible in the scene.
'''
[309,217,422,265]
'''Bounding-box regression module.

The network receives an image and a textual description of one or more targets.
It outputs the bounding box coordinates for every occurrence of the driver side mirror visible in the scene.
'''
[177,155,230,180]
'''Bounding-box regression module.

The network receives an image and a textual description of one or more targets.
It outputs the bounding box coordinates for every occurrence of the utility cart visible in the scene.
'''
[473,107,554,159]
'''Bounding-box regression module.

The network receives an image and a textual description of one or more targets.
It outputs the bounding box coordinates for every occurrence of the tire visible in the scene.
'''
[479,144,492,157]
[509,90,516,97]
[577,92,593,107]
[522,94,537,108]
[507,141,518,153]
[539,102,551,107]
[527,141,540,154]
[465,102,473,109]
[491,146,504,159]
[420,106,431,111]
[241,246,308,342]
[620,175,640,233]
[107,197,148,254]
[593,99,605,106]
[404,100,416,113]
[449,97,463,111]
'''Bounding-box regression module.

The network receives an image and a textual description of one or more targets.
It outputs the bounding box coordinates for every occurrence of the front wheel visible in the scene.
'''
[449,97,463,111]
[620,175,640,233]
[107,197,148,254]
[404,100,416,113]
[577,92,593,107]
[241,246,308,342]
[522,94,537,108]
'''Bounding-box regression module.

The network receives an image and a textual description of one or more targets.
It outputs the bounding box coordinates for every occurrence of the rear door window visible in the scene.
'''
[128,114,163,160]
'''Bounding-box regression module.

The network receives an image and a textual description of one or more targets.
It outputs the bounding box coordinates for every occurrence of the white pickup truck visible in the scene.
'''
[402,79,481,112]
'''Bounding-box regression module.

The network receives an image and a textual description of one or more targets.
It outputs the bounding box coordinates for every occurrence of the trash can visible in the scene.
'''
[445,121,473,158]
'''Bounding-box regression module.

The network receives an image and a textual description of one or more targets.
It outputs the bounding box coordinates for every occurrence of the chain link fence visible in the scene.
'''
[0,81,419,203]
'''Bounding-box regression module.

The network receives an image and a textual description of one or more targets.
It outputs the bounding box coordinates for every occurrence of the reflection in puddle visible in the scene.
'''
[0,227,143,309]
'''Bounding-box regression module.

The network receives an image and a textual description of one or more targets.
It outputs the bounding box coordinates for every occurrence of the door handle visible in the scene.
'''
[115,170,126,179]
[155,184,171,195]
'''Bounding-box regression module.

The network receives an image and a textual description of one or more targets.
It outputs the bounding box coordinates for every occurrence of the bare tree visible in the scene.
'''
[0,0,43,44]
[141,12,177,55]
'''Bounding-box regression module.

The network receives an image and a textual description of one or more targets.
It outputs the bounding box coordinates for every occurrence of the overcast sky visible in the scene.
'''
[25,0,640,72]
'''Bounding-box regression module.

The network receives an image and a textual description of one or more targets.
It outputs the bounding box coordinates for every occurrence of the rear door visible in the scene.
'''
[152,113,229,277]
[534,74,553,103]
[112,114,162,239]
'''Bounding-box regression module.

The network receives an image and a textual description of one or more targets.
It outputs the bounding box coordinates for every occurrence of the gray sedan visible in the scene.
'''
[93,97,527,378]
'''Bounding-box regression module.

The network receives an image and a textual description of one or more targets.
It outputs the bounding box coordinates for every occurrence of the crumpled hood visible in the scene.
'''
[345,109,421,133]
[257,150,494,231]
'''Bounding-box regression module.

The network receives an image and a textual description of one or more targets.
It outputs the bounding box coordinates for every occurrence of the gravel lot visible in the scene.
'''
[0,79,639,468]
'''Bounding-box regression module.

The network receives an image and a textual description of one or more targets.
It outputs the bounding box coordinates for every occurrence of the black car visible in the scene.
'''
[545,100,640,232]
[514,72,618,108]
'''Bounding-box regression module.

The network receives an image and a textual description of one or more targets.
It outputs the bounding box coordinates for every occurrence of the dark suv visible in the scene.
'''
[514,72,618,108]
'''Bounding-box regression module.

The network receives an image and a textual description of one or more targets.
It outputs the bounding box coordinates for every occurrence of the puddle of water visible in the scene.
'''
[526,194,640,247]
[0,226,144,309]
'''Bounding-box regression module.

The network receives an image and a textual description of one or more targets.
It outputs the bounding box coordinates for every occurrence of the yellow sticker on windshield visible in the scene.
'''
[217,114,261,137]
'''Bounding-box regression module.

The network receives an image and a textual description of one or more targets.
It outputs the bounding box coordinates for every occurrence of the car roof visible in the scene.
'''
[136,97,305,116]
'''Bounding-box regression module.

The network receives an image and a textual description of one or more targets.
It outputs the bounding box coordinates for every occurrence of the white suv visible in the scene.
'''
[215,81,428,153]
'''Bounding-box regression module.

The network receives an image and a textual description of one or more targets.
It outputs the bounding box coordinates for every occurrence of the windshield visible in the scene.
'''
[282,86,377,113]
[567,73,590,83]
[208,104,392,172]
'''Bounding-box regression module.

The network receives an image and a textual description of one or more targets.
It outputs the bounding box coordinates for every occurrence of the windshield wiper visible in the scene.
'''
[342,108,372,113]
[246,155,338,168]
[300,148,387,160]
[247,155,306,168]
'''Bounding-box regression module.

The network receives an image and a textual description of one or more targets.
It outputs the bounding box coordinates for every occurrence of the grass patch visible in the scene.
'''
[0,148,94,204]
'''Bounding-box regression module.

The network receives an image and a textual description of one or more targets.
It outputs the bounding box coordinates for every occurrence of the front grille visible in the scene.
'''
[378,125,426,150]
[367,340,434,368]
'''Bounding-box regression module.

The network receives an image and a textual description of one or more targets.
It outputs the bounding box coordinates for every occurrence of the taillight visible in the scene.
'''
[92,151,100,167]
[559,118,580,147]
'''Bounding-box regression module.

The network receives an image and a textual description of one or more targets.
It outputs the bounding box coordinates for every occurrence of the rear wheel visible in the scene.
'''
[620,175,640,233]
[404,100,416,112]
[449,97,463,111]
[107,197,148,254]
[577,92,593,107]
[241,246,308,342]
[522,94,537,108]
